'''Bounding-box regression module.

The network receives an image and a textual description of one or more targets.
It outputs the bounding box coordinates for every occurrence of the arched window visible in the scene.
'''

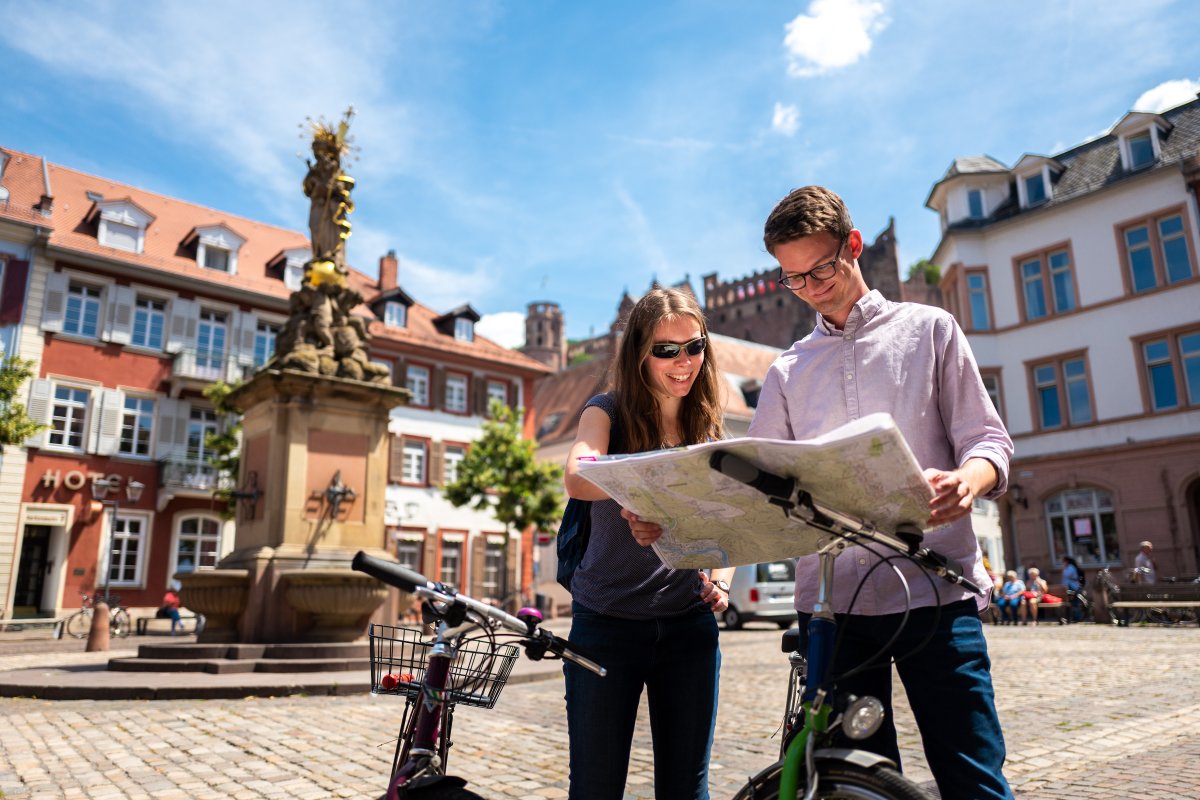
[1045,488,1120,567]
[174,515,223,575]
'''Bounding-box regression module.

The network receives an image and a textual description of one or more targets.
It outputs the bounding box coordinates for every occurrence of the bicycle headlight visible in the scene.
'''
[841,695,885,740]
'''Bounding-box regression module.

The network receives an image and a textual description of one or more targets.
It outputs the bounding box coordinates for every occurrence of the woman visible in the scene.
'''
[997,570,1026,625]
[1061,555,1086,622]
[1023,567,1048,626]
[563,288,733,800]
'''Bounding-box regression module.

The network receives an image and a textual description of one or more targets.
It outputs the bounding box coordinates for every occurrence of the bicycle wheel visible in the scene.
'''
[64,609,92,639]
[733,757,932,800]
[111,608,132,638]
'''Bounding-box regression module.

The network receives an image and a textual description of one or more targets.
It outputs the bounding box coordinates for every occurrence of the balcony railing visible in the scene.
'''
[171,348,255,384]
[159,460,235,492]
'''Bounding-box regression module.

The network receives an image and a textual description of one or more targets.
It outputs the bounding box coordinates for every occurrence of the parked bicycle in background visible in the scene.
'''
[64,592,131,639]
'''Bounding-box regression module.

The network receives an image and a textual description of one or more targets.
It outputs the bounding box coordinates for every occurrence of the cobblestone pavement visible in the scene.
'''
[1,622,1198,798]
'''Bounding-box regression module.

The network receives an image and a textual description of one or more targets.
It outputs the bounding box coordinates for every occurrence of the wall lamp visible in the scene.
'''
[325,470,357,518]
[1008,483,1029,509]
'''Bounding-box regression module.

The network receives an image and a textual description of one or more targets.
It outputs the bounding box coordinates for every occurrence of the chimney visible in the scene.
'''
[379,249,398,291]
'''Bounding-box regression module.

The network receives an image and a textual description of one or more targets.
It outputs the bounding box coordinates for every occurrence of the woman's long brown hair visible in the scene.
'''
[611,288,725,453]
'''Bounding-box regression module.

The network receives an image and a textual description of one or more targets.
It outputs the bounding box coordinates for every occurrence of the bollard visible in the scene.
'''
[85,600,111,652]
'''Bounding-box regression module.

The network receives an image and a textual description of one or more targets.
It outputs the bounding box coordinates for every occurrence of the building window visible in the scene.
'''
[119,396,155,457]
[284,261,305,291]
[1120,210,1196,293]
[406,365,430,406]
[196,310,227,373]
[384,301,406,327]
[443,444,466,484]
[1046,488,1119,567]
[106,513,147,587]
[396,536,422,572]
[965,271,991,331]
[482,538,506,599]
[486,379,508,410]
[48,386,89,450]
[200,245,231,272]
[1139,329,1200,412]
[253,322,279,368]
[64,283,102,338]
[185,408,219,488]
[1024,173,1046,206]
[102,220,141,252]
[402,440,427,484]
[132,297,166,350]
[454,317,474,342]
[176,516,222,572]
[440,539,463,586]
[1032,355,1093,430]
[1017,247,1076,321]
[967,189,984,219]
[980,371,1004,421]
[1127,132,1154,170]
[445,374,468,413]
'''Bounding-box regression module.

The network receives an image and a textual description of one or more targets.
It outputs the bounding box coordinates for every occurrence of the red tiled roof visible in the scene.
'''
[0,144,551,376]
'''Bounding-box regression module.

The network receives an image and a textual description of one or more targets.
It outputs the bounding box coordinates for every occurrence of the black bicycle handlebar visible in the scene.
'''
[352,551,606,675]
[708,450,985,596]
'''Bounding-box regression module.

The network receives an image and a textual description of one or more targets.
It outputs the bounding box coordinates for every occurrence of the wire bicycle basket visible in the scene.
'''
[368,623,519,709]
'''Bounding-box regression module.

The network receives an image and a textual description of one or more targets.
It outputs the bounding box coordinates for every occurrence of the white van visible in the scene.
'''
[721,560,796,630]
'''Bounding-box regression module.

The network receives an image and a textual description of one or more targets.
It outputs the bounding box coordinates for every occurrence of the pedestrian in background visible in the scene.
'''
[562,287,733,800]
[1134,540,1158,584]
[157,589,182,635]
[997,570,1027,625]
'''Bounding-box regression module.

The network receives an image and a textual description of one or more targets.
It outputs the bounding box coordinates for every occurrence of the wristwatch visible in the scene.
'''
[713,580,731,593]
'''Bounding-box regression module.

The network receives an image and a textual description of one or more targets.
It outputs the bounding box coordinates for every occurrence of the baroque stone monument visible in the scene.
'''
[177,109,409,644]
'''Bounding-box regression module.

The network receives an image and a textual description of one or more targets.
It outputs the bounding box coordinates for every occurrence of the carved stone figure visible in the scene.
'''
[269,108,389,385]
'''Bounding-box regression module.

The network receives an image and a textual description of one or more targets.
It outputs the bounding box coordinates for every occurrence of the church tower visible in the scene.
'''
[523,301,566,371]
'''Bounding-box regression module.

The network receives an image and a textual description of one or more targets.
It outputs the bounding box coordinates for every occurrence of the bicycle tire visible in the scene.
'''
[111,608,132,638]
[733,758,932,800]
[64,609,92,639]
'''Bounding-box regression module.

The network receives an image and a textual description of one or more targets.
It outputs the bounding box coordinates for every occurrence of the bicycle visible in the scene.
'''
[63,592,132,639]
[707,451,988,800]
[351,550,606,800]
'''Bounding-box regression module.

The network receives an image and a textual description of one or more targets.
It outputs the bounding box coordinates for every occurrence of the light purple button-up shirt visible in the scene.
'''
[748,290,1013,615]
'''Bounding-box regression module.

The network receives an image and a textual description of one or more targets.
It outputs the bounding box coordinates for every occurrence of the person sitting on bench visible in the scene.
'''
[157,589,182,635]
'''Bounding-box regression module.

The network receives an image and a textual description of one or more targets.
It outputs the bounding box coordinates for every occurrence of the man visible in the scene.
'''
[1134,541,1157,584]
[748,186,1015,799]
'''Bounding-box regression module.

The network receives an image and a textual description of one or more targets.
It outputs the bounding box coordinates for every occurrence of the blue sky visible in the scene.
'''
[4,0,1199,347]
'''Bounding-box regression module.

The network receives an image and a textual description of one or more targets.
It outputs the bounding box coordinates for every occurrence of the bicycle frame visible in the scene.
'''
[386,625,460,794]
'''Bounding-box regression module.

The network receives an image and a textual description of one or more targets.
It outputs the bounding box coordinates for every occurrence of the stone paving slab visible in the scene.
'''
[1,622,1198,798]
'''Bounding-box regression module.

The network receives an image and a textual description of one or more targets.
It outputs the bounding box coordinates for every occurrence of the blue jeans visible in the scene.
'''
[564,602,720,800]
[796,600,1013,800]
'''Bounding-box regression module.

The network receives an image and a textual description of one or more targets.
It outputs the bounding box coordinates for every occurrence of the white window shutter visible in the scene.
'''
[94,389,124,455]
[25,378,52,447]
[105,286,136,344]
[166,297,198,354]
[42,271,68,333]
[238,310,258,366]
[154,397,186,461]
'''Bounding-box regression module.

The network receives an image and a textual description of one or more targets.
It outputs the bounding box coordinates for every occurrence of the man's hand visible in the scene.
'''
[698,571,729,613]
[924,458,997,526]
[621,507,664,547]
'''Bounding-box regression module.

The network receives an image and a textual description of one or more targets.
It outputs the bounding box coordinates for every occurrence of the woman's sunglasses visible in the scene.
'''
[650,336,707,359]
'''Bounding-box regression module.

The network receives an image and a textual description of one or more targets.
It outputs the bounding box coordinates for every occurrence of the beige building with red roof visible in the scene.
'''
[0,145,551,625]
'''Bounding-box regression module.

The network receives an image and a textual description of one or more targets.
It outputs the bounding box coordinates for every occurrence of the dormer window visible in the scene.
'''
[1024,173,1046,206]
[454,317,474,342]
[967,189,984,219]
[432,304,481,341]
[385,301,406,327]
[267,248,310,290]
[90,199,155,254]
[185,224,246,275]
[1128,132,1155,170]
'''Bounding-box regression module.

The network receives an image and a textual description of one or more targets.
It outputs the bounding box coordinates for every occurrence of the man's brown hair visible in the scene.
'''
[763,185,854,255]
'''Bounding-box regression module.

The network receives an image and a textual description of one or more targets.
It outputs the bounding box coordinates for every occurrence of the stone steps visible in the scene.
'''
[108,641,370,674]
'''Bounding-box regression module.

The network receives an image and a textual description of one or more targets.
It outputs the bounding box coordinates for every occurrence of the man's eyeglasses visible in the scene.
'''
[650,336,706,359]
[777,238,845,290]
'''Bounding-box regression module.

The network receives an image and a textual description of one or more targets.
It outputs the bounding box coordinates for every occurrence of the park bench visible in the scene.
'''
[0,616,67,638]
[135,612,205,635]
[984,583,1069,625]
[1109,582,1200,626]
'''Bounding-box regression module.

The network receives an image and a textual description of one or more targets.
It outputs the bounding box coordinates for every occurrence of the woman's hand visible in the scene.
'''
[698,572,729,613]
[621,507,664,547]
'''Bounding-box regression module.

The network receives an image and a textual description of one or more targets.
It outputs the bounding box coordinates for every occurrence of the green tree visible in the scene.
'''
[0,356,45,447]
[444,399,564,551]
[906,258,941,286]
[202,380,242,518]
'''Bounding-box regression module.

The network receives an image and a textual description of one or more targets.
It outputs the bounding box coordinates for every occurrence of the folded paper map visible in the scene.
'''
[576,412,933,569]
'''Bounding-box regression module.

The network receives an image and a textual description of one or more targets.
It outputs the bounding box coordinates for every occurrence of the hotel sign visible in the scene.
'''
[40,469,129,492]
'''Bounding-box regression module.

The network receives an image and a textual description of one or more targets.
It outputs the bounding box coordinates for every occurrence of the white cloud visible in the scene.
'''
[784,0,890,78]
[1132,78,1200,113]
[772,102,800,136]
[476,311,527,349]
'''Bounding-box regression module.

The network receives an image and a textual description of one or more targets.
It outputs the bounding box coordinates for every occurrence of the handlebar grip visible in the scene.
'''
[709,451,795,501]
[351,551,431,593]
